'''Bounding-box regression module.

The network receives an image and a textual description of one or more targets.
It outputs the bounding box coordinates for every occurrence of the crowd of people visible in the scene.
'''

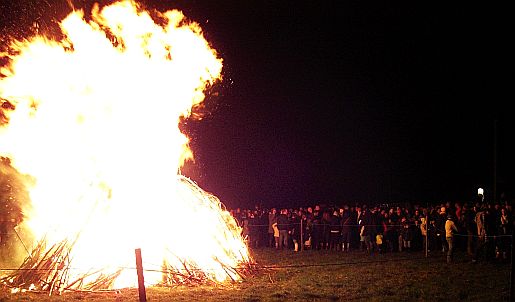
[230,198,513,263]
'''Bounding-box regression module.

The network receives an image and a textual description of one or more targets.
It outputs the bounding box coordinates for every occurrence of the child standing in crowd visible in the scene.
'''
[268,208,277,248]
[272,220,279,249]
[401,217,413,252]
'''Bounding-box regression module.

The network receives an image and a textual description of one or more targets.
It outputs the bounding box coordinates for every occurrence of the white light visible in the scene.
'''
[478,188,484,195]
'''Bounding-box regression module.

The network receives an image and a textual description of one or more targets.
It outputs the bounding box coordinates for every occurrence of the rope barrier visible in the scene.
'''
[238,224,512,240]
[452,233,512,238]
[0,248,511,275]
[430,226,513,239]
[233,223,421,227]
[0,254,439,274]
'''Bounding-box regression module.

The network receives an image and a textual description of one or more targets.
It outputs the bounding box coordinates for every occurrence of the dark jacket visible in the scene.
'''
[276,214,290,231]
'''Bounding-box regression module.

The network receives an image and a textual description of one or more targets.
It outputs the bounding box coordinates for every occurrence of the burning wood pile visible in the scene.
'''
[1,236,256,294]
[1,237,121,294]
[0,0,255,295]
[161,254,257,286]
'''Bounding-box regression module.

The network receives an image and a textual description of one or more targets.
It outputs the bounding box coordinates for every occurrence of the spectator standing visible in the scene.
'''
[341,207,352,252]
[400,217,413,252]
[321,210,331,250]
[370,208,380,252]
[311,210,321,250]
[268,208,277,248]
[473,205,493,263]
[291,212,302,252]
[360,207,373,254]
[435,207,448,253]
[497,207,511,260]
[241,213,250,243]
[248,212,260,248]
[329,210,341,251]
[445,215,458,263]
[302,212,312,249]
[376,212,387,253]
[257,210,268,248]
[384,213,396,253]
[277,209,290,250]
[395,207,405,252]
[462,203,476,256]
[272,221,280,249]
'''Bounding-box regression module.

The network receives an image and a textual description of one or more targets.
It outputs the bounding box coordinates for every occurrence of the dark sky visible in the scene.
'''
[1,1,513,208]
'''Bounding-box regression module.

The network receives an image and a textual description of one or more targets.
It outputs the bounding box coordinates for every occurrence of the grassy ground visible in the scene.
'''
[0,248,511,301]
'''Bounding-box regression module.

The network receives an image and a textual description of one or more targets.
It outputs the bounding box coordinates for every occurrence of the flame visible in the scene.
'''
[0,0,250,288]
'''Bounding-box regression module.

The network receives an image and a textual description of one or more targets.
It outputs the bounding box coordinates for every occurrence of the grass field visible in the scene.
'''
[1,248,511,301]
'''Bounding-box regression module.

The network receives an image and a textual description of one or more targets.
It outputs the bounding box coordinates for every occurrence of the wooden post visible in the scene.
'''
[135,248,147,302]
[300,218,304,251]
[493,119,497,203]
[510,233,514,301]
[425,206,429,258]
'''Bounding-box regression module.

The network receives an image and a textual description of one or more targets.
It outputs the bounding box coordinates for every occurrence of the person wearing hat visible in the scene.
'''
[445,214,458,263]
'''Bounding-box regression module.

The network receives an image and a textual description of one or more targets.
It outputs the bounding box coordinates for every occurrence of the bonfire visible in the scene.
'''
[0,0,254,294]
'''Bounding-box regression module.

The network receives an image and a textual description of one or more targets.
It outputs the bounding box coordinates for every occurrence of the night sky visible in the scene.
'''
[1,1,513,209]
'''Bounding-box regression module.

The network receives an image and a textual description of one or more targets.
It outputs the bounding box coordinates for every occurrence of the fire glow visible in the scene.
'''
[0,0,251,291]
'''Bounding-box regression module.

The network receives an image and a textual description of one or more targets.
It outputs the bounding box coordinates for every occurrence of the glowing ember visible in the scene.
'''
[0,0,251,290]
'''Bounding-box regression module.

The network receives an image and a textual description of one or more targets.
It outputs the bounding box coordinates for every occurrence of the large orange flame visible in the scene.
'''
[0,0,250,288]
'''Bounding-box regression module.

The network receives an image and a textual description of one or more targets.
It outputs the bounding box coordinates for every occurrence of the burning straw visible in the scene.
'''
[161,249,258,287]
[1,176,257,295]
[0,235,122,294]
[1,237,257,295]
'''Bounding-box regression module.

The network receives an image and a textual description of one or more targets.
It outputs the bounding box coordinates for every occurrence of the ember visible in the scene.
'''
[0,0,253,293]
